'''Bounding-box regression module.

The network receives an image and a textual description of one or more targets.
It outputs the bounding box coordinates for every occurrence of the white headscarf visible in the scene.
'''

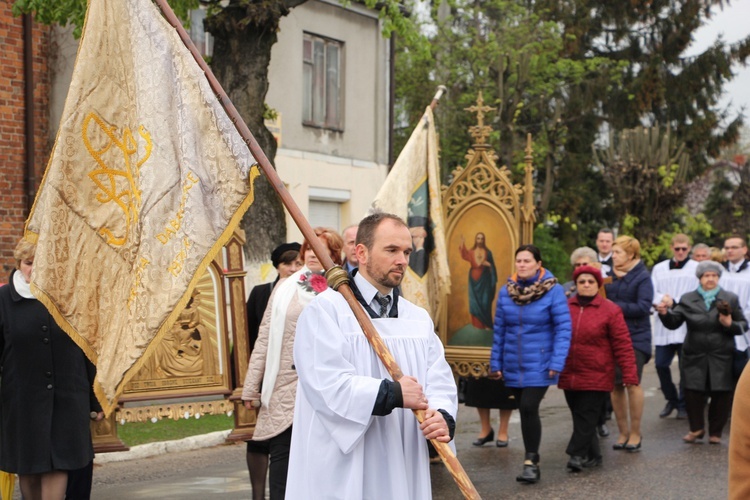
[261,266,322,407]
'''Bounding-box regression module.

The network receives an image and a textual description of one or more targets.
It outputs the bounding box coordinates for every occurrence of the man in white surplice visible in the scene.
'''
[651,233,698,420]
[286,213,457,500]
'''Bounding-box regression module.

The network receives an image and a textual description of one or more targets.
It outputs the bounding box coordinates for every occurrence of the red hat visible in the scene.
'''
[573,265,603,288]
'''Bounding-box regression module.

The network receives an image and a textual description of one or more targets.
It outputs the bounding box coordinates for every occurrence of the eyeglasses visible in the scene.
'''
[725,246,742,250]
[576,279,598,285]
[573,262,590,267]
[673,247,689,252]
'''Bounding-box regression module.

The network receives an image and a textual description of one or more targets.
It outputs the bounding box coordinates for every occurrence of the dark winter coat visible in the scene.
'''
[659,289,746,392]
[604,261,654,357]
[559,295,639,392]
[246,279,276,352]
[0,272,99,474]
[490,269,571,388]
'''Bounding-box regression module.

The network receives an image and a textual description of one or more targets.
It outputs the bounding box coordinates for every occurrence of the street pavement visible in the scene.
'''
[77,361,730,499]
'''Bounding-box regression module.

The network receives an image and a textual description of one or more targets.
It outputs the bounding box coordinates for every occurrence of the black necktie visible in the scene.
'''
[375,293,391,318]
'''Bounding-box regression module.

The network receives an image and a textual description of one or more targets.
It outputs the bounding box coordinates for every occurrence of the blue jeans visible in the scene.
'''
[655,344,684,409]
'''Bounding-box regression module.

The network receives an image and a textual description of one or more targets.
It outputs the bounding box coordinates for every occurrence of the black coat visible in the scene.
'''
[246,279,276,352]
[0,272,99,474]
[659,289,747,392]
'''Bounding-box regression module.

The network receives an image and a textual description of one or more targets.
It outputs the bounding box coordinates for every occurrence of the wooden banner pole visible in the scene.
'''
[153,2,479,498]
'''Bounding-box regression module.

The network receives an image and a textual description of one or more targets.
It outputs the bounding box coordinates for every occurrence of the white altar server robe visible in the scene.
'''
[286,289,457,500]
[719,273,750,351]
[652,259,698,345]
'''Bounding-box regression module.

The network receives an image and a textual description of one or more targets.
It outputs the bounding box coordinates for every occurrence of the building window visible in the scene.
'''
[309,200,341,231]
[308,187,350,231]
[189,8,213,58]
[303,33,344,131]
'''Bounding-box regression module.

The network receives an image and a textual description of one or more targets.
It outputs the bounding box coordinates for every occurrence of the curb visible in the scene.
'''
[94,430,233,464]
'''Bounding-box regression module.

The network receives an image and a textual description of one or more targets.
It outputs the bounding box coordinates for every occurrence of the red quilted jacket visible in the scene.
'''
[558,294,639,391]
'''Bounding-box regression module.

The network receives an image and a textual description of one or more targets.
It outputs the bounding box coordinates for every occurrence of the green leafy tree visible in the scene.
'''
[538,0,750,248]
[396,0,621,218]
[593,125,691,245]
[705,159,750,241]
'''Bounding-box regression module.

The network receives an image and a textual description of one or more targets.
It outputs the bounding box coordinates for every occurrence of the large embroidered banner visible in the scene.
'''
[370,107,451,321]
[25,0,258,414]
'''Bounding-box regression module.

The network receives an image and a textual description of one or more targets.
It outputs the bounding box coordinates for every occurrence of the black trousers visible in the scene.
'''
[268,426,293,500]
[684,389,732,438]
[509,386,549,455]
[564,390,607,459]
[65,461,94,500]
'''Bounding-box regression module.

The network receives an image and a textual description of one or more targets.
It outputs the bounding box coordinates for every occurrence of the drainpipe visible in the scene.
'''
[23,13,36,213]
[388,33,395,169]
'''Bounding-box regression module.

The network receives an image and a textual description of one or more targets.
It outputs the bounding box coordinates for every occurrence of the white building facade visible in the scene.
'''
[266,0,392,240]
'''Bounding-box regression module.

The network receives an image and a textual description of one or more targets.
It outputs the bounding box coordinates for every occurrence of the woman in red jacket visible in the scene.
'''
[559,265,639,472]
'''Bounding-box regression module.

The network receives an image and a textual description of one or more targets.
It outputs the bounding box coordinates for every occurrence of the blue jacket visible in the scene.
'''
[604,260,653,357]
[490,269,572,388]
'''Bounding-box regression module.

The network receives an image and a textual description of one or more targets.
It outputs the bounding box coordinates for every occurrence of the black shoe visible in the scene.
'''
[605,411,612,421]
[597,424,610,437]
[676,408,688,420]
[516,453,540,484]
[625,439,642,453]
[472,429,494,446]
[659,402,677,418]
[471,429,495,446]
[495,439,509,448]
[582,455,603,468]
[566,456,584,473]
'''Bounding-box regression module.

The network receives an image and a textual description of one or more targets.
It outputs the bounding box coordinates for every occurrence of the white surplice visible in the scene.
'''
[718,273,750,351]
[286,288,457,500]
[651,259,699,345]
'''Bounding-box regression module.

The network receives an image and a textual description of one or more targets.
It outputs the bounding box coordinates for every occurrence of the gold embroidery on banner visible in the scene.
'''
[168,237,192,277]
[157,171,200,245]
[129,257,151,307]
[82,112,152,246]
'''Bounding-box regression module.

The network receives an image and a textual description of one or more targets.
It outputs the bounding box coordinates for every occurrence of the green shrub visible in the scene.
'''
[534,224,571,281]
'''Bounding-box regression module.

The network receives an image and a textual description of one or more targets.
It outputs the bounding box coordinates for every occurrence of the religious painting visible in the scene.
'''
[122,262,232,399]
[438,93,536,377]
[446,203,516,347]
[407,179,431,278]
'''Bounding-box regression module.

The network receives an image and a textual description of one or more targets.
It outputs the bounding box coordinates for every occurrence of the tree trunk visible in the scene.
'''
[540,153,553,214]
[207,9,290,266]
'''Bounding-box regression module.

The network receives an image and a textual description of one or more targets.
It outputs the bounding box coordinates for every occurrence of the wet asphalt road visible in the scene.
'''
[87,361,729,499]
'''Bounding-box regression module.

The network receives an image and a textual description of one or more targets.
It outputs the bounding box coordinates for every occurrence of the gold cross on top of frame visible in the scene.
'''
[465,91,496,145]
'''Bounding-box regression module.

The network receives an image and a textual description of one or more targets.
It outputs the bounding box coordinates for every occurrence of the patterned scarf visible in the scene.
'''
[506,269,558,305]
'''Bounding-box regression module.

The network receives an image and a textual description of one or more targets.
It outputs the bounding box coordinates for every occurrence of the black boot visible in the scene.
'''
[566,455,584,472]
[516,452,540,483]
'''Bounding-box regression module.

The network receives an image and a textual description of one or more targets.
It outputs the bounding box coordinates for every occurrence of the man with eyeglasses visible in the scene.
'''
[651,234,698,419]
[723,236,750,274]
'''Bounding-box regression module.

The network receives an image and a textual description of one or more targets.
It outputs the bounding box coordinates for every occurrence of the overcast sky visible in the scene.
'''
[690,1,750,121]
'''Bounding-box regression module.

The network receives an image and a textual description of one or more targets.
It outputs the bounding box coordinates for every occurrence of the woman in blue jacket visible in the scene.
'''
[604,235,653,453]
[490,245,572,484]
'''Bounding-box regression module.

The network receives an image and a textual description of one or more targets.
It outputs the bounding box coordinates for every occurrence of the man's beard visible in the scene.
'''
[366,261,404,289]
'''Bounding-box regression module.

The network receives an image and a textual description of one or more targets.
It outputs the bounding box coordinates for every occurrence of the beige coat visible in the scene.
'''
[730,365,750,498]
[242,280,304,441]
